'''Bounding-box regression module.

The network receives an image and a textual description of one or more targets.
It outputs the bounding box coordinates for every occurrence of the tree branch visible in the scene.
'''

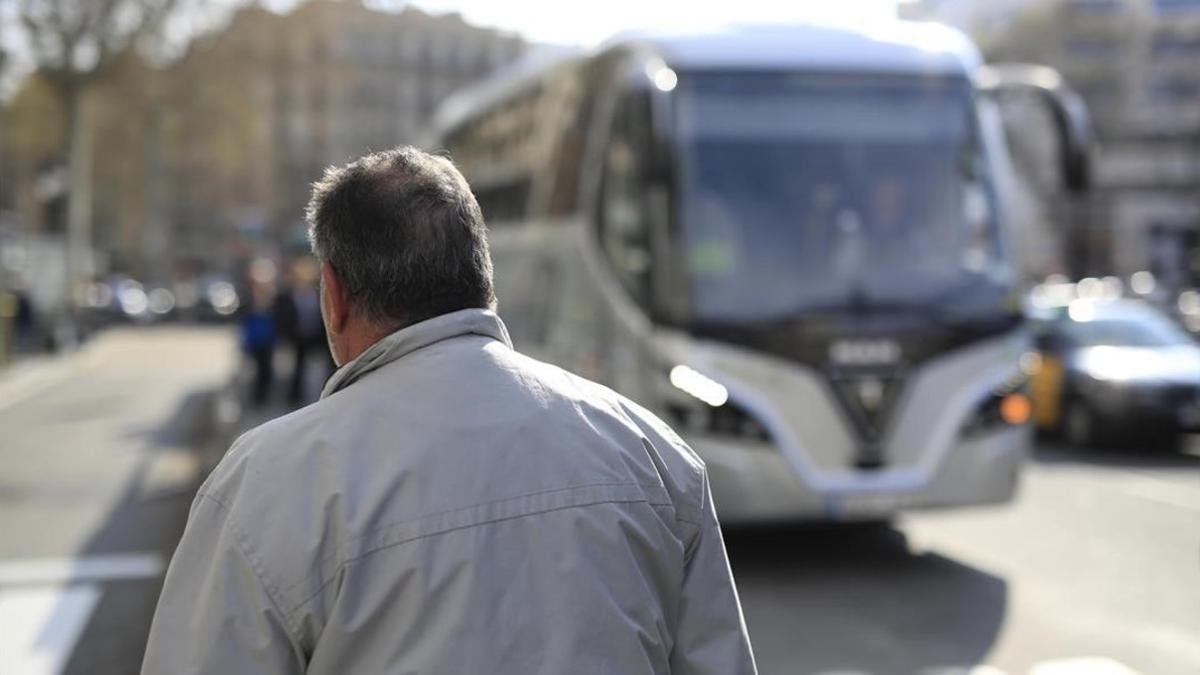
[18,0,197,82]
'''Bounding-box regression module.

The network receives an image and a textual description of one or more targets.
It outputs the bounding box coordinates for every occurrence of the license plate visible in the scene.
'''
[837,491,919,516]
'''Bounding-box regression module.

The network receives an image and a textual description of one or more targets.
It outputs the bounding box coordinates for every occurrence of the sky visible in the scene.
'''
[0,0,908,97]
[277,0,908,46]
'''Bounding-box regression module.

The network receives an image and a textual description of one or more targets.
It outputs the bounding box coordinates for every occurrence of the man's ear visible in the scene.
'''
[321,261,351,335]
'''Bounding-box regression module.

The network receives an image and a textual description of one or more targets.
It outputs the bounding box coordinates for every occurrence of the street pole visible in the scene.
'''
[143,103,168,284]
[63,84,93,347]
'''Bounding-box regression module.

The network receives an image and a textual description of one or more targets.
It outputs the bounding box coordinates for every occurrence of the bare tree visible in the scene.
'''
[16,0,187,298]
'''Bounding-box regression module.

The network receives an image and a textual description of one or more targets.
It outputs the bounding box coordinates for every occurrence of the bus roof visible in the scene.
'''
[426,44,583,146]
[429,21,981,143]
[610,21,982,76]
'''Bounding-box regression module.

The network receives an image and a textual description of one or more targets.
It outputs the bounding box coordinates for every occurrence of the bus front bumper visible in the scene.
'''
[692,426,1027,525]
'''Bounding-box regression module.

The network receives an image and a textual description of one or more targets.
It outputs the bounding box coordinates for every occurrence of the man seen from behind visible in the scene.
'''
[142,146,757,674]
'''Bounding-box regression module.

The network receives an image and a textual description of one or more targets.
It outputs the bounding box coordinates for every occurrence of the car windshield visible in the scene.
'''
[1065,316,1193,348]
[673,71,1010,325]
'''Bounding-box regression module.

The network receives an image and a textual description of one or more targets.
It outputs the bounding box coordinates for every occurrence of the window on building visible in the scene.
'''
[1151,35,1200,55]
[473,180,531,224]
[400,36,420,63]
[1155,0,1200,11]
[1150,77,1200,101]
[1065,38,1118,56]
[1077,81,1120,102]
[1069,0,1120,11]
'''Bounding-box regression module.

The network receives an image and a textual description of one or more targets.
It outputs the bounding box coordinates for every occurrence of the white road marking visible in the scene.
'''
[0,583,101,675]
[0,553,163,587]
[922,666,1007,675]
[1030,657,1141,675]
[0,554,167,674]
[913,658,1143,675]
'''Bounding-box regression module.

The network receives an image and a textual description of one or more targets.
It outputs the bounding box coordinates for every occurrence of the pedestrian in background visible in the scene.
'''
[12,281,35,354]
[143,146,756,674]
[239,258,278,407]
[275,258,332,406]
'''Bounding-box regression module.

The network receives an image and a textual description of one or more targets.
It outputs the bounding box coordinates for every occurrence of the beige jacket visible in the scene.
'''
[143,309,756,674]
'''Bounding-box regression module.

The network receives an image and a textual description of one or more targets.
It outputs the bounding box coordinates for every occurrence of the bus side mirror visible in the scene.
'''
[977,64,1095,194]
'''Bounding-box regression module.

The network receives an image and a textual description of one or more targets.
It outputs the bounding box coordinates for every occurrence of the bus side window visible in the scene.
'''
[599,89,654,308]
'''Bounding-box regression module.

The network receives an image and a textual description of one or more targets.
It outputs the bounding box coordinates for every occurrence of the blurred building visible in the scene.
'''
[0,0,524,283]
[907,0,1200,289]
[901,0,1039,43]
[168,1,524,269]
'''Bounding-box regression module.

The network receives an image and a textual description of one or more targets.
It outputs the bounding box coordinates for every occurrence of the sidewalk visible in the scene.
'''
[0,349,85,413]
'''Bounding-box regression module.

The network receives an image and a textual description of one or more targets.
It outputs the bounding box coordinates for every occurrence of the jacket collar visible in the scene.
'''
[320,308,512,399]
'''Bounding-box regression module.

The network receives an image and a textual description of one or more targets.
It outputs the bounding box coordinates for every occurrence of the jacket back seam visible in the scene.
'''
[281,492,677,620]
[275,480,672,598]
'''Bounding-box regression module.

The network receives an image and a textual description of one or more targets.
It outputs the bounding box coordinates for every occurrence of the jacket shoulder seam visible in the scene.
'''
[196,491,306,643]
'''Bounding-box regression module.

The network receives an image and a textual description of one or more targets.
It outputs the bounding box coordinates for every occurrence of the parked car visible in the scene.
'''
[176,275,240,323]
[1029,299,1200,447]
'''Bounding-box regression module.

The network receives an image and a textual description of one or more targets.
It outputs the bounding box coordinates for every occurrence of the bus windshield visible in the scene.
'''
[674,72,1010,325]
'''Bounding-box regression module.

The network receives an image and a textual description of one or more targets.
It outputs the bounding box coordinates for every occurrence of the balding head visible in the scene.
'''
[306,147,496,364]
[306,146,495,331]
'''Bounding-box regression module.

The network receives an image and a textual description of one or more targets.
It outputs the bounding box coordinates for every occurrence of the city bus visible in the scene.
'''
[429,22,1092,523]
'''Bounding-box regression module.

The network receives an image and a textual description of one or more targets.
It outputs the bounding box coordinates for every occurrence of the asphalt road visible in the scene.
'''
[0,326,1196,674]
[729,442,1200,675]
[0,326,237,675]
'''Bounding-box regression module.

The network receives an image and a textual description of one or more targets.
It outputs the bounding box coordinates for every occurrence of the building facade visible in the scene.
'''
[907,0,1200,288]
[164,0,525,273]
[0,0,525,282]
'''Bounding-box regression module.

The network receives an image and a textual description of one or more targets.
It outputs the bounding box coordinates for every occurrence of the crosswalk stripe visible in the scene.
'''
[821,659,1144,675]
[1030,657,1142,675]
[0,584,101,675]
[0,553,164,587]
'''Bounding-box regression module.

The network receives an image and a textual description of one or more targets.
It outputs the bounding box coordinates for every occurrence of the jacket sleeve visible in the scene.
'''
[670,473,758,675]
[141,492,305,675]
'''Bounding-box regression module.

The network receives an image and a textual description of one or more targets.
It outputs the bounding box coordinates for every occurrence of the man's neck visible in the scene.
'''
[334,320,399,366]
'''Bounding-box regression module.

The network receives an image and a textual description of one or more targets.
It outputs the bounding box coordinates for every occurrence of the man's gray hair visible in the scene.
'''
[306,146,496,328]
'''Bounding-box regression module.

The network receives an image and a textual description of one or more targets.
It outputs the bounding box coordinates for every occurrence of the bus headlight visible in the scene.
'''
[669,365,728,407]
[665,366,772,444]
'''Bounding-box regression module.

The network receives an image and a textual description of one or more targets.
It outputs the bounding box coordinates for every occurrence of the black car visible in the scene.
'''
[1030,299,1200,447]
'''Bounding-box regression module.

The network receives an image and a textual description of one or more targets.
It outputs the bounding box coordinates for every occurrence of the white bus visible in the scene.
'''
[430,22,1092,523]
